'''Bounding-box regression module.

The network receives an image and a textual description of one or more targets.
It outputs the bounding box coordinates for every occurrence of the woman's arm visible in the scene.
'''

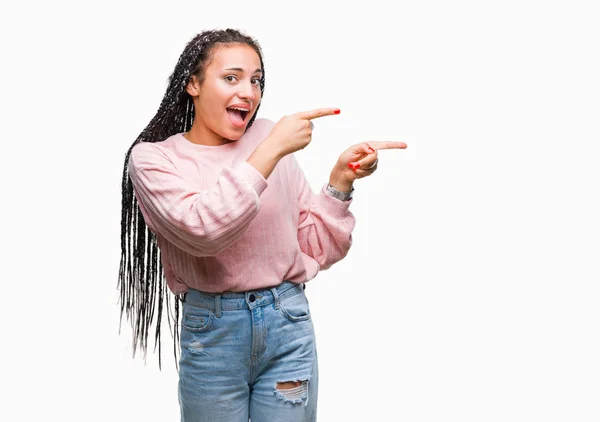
[288,154,356,270]
[291,139,408,269]
[129,142,268,257]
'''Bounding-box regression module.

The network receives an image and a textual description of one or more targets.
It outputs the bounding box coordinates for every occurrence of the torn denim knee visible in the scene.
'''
[274,379,310,406]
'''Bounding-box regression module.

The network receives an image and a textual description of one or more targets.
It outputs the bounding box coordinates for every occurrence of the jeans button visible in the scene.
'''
[249,294,256,302]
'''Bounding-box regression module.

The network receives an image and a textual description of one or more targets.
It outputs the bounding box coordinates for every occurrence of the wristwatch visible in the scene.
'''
[325,184,354,201]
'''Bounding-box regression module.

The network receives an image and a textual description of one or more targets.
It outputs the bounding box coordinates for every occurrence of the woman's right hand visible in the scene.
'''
[265,107,340,158]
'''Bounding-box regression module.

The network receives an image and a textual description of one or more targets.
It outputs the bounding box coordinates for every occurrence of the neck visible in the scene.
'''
[184,117,234,146]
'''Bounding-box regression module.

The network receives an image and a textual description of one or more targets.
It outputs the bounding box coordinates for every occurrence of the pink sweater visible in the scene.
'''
[128,118,355,294]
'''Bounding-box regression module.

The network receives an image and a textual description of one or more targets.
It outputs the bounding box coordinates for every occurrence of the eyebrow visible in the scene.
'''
[224,67,263,74]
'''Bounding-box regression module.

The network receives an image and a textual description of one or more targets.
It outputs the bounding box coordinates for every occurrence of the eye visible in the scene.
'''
[251,78,262,86]
[224,75,238,83]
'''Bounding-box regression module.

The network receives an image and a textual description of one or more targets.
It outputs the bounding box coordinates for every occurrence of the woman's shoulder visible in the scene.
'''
[129,136,177,169]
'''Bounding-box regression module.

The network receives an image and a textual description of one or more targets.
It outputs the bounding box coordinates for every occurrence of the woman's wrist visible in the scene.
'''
[247,140,283,179]
[328,170,353,193]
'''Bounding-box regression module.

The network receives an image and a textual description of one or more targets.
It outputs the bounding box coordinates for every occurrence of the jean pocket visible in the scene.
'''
[279,291,311,322]
[182,305,213,333]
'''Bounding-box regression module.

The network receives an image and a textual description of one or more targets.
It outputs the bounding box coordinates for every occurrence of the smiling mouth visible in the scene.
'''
[226,107,249,125]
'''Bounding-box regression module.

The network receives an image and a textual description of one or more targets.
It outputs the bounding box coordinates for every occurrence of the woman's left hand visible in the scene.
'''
[329,141,407,191]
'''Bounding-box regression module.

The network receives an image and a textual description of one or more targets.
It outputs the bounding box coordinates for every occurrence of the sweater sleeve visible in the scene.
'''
[128,142,268,257]
[288,154,356,270]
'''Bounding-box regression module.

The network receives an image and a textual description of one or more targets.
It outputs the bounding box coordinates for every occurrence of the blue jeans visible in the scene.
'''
[178,281,318,421]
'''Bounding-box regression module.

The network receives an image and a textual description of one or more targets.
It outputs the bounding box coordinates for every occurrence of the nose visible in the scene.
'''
[237,81,257,102]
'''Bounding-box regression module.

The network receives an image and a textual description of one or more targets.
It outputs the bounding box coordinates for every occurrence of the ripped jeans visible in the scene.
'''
[178,281,318,422]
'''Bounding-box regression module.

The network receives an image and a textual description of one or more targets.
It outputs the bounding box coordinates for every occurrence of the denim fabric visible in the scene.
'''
[178,281,318,422]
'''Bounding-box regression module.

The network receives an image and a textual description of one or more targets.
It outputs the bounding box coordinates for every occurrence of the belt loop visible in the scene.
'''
[270,287,280,310]
[215,294,222,318]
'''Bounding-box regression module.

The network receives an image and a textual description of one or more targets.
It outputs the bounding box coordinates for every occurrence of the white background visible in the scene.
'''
[1,0,599,421]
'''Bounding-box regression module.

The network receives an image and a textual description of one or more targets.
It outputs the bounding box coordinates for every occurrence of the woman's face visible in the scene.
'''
[187,43,263,142]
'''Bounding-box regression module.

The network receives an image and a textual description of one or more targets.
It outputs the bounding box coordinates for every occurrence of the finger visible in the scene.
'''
[296,108,341,120]
[344,143,376,162]
[353,166,377,178]
[349,153,378,170]
[348,154,379,171]
[362,143,376,154]
[366,141,407,150]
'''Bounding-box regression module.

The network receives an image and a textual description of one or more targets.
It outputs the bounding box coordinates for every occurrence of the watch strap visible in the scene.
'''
[325,184,354,201]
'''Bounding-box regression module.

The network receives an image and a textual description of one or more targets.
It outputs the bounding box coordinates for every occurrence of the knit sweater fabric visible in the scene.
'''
[128,118,355,294]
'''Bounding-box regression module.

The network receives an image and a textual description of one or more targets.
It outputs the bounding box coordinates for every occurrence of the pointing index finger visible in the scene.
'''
[297,108,341,120]
[367,141,408,150]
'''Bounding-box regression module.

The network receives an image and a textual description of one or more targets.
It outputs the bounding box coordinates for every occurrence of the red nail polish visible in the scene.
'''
[334,109,341,114]
[368,147,375,153]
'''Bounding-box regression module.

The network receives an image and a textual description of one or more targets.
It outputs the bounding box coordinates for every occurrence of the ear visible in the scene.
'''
[186,75,201,97]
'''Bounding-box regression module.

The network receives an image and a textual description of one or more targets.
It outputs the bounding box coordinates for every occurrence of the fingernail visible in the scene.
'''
[334,109,341,114]
[348,163,360,170]
[368,147,375,153]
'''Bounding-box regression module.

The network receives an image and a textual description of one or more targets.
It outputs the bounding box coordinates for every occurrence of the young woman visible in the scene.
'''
[118,28,406,422]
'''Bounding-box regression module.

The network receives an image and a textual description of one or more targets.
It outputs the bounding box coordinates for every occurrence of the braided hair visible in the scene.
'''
[118,29,266,369]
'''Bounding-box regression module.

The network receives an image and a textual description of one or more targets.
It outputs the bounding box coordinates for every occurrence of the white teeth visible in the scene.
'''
[229,107,250,111]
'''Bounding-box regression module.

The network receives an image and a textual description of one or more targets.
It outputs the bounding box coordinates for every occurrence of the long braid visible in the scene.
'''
[118,29,266,369]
